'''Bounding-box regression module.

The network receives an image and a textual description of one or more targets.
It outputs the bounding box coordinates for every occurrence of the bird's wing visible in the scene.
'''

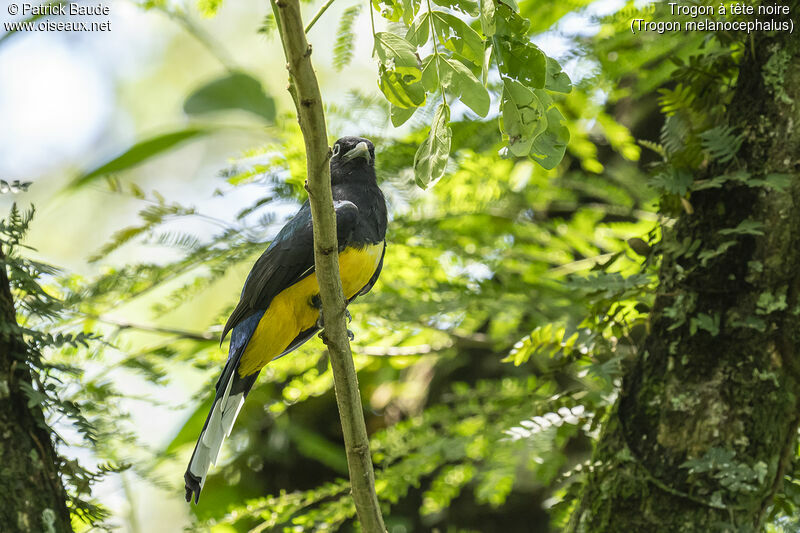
[184,200,360,503]
[221,200,359,342]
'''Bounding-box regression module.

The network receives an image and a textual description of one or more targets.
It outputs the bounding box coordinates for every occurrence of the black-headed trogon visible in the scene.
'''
[184,137,387,504]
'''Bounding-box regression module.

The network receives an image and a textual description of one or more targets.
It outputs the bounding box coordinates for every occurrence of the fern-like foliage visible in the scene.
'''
[699,125,742,164]
[212,377,604,532]
[333,5,361,71]
[258,13,276,36]
[0,203,127,530]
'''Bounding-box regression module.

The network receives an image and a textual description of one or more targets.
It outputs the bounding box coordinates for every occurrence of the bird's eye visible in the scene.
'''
[332,144,340,157]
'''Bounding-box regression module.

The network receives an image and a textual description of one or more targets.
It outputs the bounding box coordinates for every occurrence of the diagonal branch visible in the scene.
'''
[270,0,386,530]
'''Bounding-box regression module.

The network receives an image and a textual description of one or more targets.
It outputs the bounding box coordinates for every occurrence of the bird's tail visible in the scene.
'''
[184,363,258,504]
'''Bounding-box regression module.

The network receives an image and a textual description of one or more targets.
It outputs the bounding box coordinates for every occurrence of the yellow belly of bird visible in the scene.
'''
[237,242,384,376]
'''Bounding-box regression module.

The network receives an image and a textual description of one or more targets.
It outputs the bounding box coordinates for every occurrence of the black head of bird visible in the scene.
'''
[330,136,376,185]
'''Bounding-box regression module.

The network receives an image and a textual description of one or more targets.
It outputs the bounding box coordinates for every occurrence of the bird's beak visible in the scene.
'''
[343,141,372,164]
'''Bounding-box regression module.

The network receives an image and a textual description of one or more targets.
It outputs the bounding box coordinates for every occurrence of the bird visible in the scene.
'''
[184,137,387,504]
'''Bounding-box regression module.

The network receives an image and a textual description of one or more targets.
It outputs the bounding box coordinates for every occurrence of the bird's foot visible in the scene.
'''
[315,307,355,342]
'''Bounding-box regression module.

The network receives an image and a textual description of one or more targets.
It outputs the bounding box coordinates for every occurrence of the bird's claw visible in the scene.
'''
[316,306,352,329]
[315,309,355,342]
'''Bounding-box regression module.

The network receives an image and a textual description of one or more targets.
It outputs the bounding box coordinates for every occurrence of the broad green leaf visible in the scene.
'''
[183,72,275,122]
[375,33,425,109]
[530,89,569,170]
[438,57,490,117]
[374,32,420,73]
[421,54,439,92]
[379,68,426,108]
[391,104,417,127]
[406,12,430,47]
[432,0,479,16]
[500,78,546,157]
[496,36,546,89]
[372,0,419,23]
[494,2,529,36]
[414,103,452,188]
[431,11,484,66]
[71,128,211,188]
[480,0,496,36]
[545,57,571,93]
[419,55,489,116]
[450,51,483,78]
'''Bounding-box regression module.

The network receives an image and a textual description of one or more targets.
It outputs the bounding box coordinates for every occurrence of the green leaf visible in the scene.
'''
[500,78,546,157]
[379,68,426,108]
[374,32,420,71]
[494,2,529,36]
[431,11,484,66]
[334,5,362,71]
[184,72,275,122]
[71,129,211,188]
[432,0,479,16]
[496,36,546,88]
[689,313,720,336]
[414,103,452,188]
[419,54,489,115]
[530,89,569,170]
[718,220,765,236]
[406,12,430,47]
[756,290,788,315]
[480,0,496,36]
[699,125,743,163]
[391,104,417,127]
[375,32,425,109]
[421,54,439,92]
[375,31,417,68]
[438,57,490,117]
[372,0,418,23]
[545,56,571,93]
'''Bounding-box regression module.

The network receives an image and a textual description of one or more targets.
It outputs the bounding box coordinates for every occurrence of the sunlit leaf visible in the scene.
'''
[530,89,569,169]
[431,11,485,66]
[545,57,571,93]
[414,102,451,188]
[495,36,546,89]
[437,56,490,116]
[500,78,546,157]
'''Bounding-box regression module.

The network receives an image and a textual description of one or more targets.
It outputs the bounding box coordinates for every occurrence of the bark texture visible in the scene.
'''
[568,20,800,533]
[0,247,72,533]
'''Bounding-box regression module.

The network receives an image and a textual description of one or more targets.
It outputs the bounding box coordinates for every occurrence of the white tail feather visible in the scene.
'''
[189,373,246,486]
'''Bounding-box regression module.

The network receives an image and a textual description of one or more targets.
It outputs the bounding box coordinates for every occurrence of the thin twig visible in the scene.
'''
[158,7,237,72]
[305,0,337,33]
[79,312,216,342]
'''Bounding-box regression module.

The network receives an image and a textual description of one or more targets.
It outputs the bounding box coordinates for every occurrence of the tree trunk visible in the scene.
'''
[0,247,72,533]
[568,18,800,533]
